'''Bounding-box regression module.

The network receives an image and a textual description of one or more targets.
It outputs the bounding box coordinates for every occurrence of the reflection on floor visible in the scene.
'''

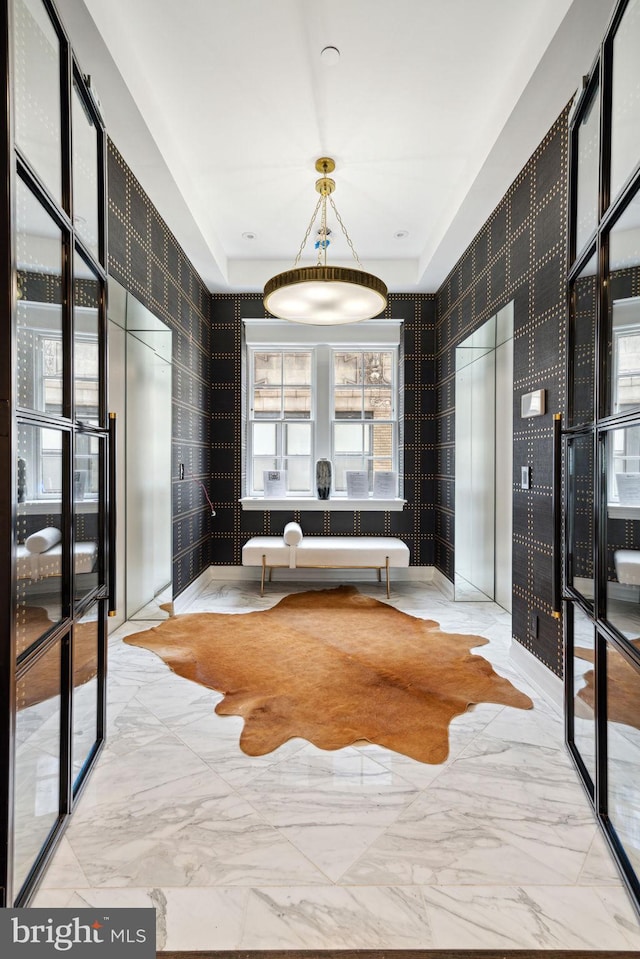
[128,584,173,621]
[33,580,640,950]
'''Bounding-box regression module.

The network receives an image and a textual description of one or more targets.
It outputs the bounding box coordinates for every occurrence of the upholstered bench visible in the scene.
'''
[16,526,98,582]
[242,523,410,597]
[614,549,640,586]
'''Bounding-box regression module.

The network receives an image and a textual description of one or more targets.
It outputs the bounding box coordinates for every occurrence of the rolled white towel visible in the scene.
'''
[283,521,303,546]
[25,526,62,554]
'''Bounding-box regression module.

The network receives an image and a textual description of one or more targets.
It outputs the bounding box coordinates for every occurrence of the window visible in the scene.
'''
[243,320,402,505]
[250,350,314,494]
[332,350,396,492]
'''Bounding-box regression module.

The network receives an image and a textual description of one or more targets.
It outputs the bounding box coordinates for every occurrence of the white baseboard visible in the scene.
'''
[208,565,435,585]
[431,567,455,599]
[173,567,215,613]
[510,640,564,714]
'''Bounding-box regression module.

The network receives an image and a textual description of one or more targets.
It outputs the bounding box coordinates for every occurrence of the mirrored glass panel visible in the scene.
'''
[74,253,100,426]
[605,424,640,643]
[571,606,597,787]
[16,423,65,657]
[74,433,101,603]
[570,252,597,425]
[72,606,99,788]
[16,178,64,415]
[610,0,640,203]
[567,434,595,604]
[72,80,100,260]
[606,638,640,885]
[13,637,62,895]
[12,0,62,202]
[575,81,600,257]
[608,193,640,417]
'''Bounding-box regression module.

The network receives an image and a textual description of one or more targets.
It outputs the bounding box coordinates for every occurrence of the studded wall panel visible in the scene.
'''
[436,104,571,676]
[209,294,437,567]
[106,140,212,597]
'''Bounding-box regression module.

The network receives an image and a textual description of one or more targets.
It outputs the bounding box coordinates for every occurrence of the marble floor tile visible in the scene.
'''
[420,883,640,949]
[131,671,223,729]
[237,744,420,879]
[579,828,630,885]
[34,886,249,951]
[592,885,640,947]
[31,578,640,949]
[240,885,432,949]
[34,837,89,890]
[56,766,329,888]
[342,737,599,886]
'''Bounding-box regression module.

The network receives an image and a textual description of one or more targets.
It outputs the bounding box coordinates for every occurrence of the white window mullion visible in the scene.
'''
[315,344,331,461]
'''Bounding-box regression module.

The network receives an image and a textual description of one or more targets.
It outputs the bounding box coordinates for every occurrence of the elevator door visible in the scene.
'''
[454,302,513,610]
[108,280,172,628]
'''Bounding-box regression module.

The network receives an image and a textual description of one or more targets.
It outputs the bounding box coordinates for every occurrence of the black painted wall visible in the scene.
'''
[209,294,437,566]
[106,140,212,596]
[436,105,571,675]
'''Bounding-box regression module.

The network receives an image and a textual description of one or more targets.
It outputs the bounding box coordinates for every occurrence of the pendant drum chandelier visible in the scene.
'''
[263,157,388,325]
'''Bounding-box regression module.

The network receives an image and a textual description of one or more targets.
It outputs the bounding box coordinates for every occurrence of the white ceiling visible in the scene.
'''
[56,0,616,294]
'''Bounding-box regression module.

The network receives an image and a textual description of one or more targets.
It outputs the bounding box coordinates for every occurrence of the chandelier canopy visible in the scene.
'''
[263,158,388,325]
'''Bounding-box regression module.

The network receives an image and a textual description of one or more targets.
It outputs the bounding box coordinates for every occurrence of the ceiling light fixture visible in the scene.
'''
[263,157,388,325]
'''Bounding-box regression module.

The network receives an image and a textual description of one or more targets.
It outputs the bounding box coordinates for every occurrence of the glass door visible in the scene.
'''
[0,0,110,905]
[566,0,640,918]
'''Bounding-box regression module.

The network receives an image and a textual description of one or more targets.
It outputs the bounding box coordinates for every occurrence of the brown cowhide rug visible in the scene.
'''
[575,638,640,730]
[125,585,533,764]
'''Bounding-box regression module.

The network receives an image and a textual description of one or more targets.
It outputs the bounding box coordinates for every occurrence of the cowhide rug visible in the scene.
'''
[125,585,534,764]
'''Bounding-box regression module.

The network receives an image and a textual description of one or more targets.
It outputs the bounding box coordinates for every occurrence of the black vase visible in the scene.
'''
[316,458,332,500]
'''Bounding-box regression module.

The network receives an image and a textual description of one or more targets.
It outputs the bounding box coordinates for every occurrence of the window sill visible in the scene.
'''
[18,499,99,515]
[240,496,406,512]
[608,503,640,520]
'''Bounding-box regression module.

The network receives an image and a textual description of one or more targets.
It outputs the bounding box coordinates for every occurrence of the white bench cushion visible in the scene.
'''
[242,535,409,568]
[614,549,640,585]
[295,536,409,567]
[16,542,98,581]
[242,537,294,567]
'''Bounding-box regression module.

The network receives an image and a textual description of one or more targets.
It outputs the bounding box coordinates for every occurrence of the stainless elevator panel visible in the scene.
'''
[454,303,513,609]
[107,279,172,627]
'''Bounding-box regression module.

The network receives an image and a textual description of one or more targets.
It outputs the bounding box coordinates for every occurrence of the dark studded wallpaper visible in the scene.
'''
[436,105,570,675]
[106,140,212,596]
[209,294,437,567]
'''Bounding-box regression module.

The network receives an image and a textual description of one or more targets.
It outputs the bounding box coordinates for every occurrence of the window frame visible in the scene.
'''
[247,347,315,496]
[242,320,405,509]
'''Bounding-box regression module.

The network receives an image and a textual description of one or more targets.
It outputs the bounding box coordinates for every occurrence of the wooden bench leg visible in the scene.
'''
[261,555,266,597]
[377,567,381,582]
[386,556,390,598]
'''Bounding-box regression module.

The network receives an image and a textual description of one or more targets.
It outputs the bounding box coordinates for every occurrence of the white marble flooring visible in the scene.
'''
[33,579,640,951]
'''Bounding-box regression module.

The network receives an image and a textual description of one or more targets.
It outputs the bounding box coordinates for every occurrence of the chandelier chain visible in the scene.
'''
[317,194,328,267]
[329,195,363,268]
[293,195,323,267]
